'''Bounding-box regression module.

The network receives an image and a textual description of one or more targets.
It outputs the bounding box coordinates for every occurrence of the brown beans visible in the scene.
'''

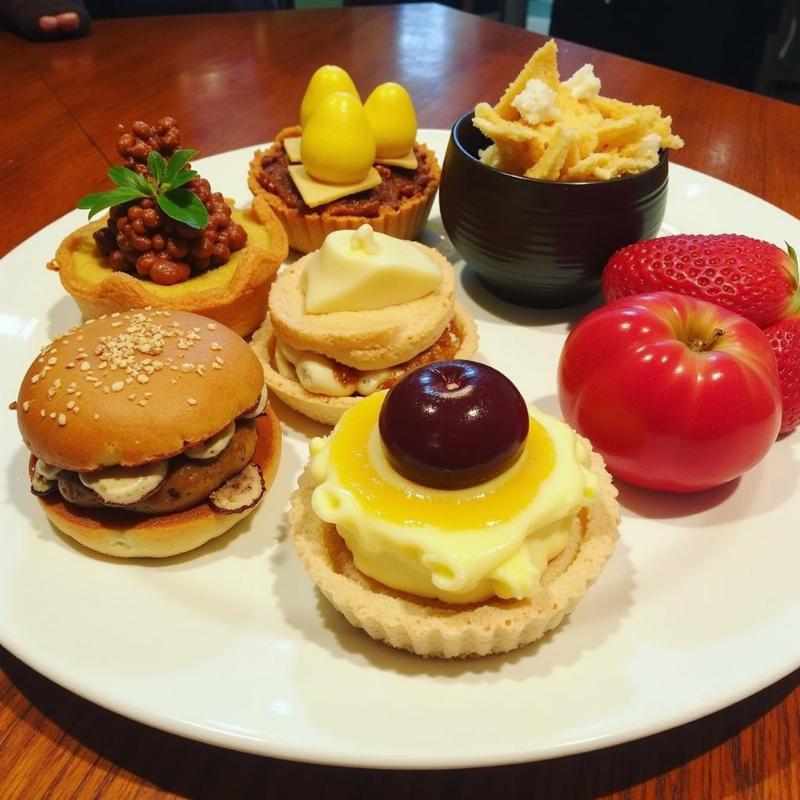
[150,260,191,285]
[99,119,248,285]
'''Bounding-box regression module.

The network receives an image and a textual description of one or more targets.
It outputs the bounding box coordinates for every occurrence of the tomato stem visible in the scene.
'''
[689,328,725,352]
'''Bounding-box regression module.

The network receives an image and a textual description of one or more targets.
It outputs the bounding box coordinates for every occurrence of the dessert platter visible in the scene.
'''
[2,45,800,768]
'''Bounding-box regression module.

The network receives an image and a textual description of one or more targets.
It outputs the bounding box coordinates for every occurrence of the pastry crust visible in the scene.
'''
[289,444,619,658]
[50,195,288,338]
[248,129,441,254]
[35,408,282,559]
[268,244,457,371]
[251,303,478,426]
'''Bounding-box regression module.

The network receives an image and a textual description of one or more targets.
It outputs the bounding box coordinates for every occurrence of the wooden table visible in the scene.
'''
[2,6,800,797]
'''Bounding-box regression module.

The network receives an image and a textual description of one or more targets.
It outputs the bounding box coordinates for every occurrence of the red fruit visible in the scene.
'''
[602,234,799,328]
[765,315,800,434]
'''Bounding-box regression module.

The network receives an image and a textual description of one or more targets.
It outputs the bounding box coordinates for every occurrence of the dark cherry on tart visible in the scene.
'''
[379,360,530,488]
[87,118,247,286]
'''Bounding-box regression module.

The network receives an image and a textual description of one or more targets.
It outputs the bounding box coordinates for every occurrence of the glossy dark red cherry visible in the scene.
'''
[378,360,530,488]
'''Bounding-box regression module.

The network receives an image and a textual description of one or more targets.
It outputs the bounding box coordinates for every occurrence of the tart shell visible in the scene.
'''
[248,131,441,254]
[289,443,619,658]
[50,195,288,338]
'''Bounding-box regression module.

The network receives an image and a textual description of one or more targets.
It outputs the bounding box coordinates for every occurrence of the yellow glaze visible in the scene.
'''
[310,391,598,603]
[69,208,272,296]
[301,92,376,184]
[364,82,418,159]
[300,65,360,127]
[302,225,442,313]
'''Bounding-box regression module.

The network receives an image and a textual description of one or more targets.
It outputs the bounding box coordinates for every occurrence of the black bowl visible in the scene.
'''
[439,111,669,307]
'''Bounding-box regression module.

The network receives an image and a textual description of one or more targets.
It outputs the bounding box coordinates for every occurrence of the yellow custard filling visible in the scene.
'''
[70,208,272,295]
[309,391,598,604]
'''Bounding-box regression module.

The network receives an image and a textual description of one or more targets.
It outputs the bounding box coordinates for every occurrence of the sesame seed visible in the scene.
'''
[40,409,45,417]
[72,406,79,414]
[138,399,148,407]
[66,400,75,410]
[207,323,217,330]
[128,393,136,400]
[49,411,56,419]
[57,414,67,426]
[211,342,222,351]
[111,381,124,392]
[93,413,100,420]
[22,401,30,412]
[47,356,57,365]
[80,362,91,372]
[66,362,75,369]
[187,397,197,405]
[31,375,39,384]
[111,321,123,328]
[137,374,149,384]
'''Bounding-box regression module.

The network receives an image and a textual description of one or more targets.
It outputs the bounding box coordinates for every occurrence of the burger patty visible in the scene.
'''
[56,421,257,515]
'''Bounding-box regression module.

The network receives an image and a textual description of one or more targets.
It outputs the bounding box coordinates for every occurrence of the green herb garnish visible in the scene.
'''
[77,149,209,229]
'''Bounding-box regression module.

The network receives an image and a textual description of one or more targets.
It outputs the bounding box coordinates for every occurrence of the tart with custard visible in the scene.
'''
[248,66,440,254]
[51,118,288,338]
[289,361,620,658]
[250,224,477,425]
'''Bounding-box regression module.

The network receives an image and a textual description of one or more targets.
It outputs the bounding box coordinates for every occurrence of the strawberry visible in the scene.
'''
[602,234,800,328]
[765,315,800,434]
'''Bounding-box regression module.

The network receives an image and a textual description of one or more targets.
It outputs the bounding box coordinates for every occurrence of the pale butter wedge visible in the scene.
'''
[303,225,442,313]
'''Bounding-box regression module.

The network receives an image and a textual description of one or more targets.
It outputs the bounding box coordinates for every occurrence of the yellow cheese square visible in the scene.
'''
[288,165,382,209]
[282,136,303,163]
[375,150,418,170]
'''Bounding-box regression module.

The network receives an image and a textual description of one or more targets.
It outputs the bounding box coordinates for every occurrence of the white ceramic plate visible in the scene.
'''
[1,131,799,770]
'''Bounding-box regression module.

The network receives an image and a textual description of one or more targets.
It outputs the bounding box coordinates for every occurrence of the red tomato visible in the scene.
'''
[557,292,782,492]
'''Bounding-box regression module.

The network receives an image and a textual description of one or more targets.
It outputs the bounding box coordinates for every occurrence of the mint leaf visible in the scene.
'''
[77,187,148,219]
[107,166,152,196]
[163,149,198,185]
[157,188,208,229]
[165,169,198,191]
[148,151,167,185]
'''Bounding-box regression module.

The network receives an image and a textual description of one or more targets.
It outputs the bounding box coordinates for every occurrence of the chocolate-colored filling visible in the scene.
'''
[257,129,436,217]
[56,421,257,515]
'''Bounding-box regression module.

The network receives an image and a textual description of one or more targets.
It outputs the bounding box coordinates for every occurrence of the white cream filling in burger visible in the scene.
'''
[31,392,270,504]
[184,421,236,460]
[80,460,169,505]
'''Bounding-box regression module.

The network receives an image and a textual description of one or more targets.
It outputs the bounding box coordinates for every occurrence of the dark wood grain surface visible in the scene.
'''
[3,5,800,797]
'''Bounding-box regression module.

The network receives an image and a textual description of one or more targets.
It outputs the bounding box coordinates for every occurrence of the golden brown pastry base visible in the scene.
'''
[32,409,282,559]
[289,444,619,658]
[250,304,478,426]
[268,244,458,371]
[248,135,441,254]
[50,195,288,338]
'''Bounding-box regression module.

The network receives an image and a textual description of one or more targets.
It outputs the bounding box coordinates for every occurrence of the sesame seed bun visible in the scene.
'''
[32,409,281,558]
[17,309,265,471]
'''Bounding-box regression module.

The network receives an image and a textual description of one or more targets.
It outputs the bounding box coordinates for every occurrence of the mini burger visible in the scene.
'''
[16,308,282,558]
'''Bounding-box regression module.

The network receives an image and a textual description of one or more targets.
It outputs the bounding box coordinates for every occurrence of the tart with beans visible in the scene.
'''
[50,118,288,337]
